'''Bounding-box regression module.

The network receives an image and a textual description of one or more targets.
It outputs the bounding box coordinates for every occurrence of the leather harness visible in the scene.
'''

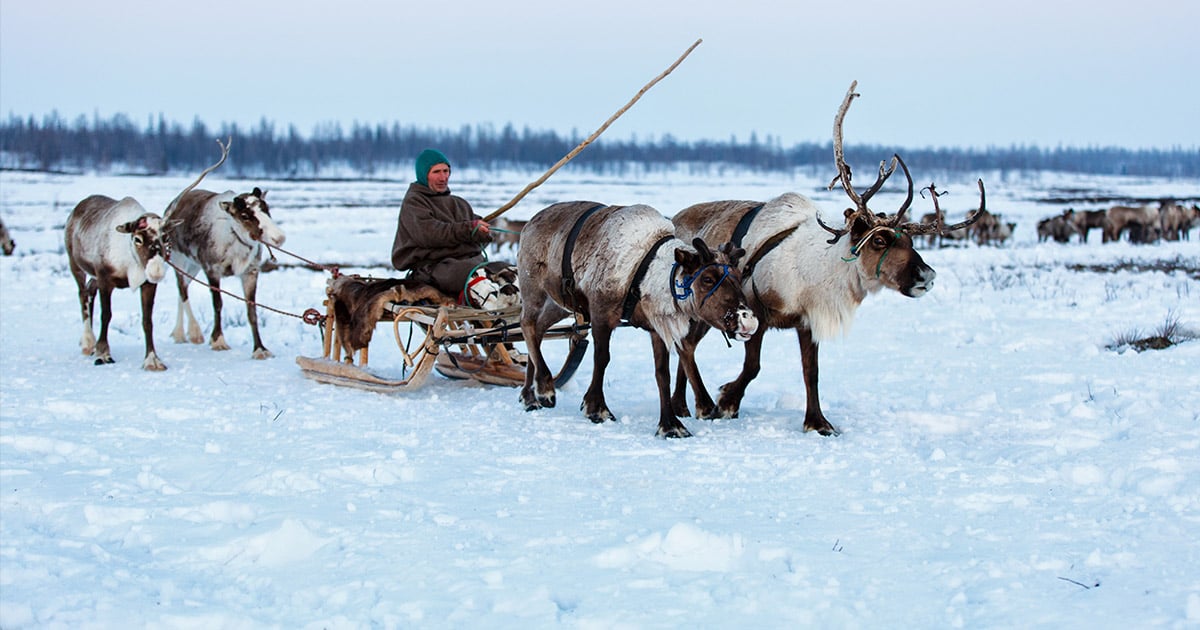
[558,203,675,326]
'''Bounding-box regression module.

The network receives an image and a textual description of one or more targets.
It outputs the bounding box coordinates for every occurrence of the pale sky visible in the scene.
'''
[2,0,1197,150]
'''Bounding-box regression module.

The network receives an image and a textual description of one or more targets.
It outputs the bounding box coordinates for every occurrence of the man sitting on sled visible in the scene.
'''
[391,149,519,310]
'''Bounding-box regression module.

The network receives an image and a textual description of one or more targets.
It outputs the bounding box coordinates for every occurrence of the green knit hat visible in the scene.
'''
[415,149,450,186]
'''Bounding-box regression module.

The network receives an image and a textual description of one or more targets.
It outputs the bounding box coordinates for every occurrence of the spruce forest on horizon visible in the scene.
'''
[2,112,1197,179]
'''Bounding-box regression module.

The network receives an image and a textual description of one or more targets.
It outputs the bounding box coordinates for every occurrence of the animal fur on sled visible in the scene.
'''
[329,276,455,359]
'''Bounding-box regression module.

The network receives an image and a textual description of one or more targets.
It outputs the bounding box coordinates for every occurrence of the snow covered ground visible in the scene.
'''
[1,166,1199,628]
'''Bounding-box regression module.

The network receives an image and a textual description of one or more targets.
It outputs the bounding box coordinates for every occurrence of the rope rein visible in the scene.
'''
[164,258,318,324]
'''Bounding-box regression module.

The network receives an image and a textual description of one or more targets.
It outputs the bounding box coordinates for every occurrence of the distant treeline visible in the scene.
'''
[1,112,1197,178]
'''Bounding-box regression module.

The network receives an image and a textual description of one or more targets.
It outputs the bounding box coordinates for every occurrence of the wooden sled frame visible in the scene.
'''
[297,295,590,394]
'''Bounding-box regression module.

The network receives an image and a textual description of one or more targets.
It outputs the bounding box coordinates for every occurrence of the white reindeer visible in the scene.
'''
[166,187,285,359]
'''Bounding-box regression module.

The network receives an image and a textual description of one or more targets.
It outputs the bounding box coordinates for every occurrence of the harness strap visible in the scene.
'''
[560,203,608,311]
[730,203,765,248]
[728,200,794,283]
[742,226,796,278]
[621,234,674,322]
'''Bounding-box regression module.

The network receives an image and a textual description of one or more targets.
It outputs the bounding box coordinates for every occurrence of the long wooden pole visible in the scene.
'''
[482,38,703,223]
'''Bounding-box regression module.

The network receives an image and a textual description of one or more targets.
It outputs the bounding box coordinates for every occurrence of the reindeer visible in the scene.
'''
[166,186,286,359]
[670,82,983,436]
[1158,200,1191,241]
[917,212,970,247]
[1186,204,1200,240]
[63,140,229,370]
[517,202,758,438]
[489,217,526,257]
[0,217,14,255]
[1104,204,1159,243]
[1067,208,1107,243]
[1037,211,1079,243]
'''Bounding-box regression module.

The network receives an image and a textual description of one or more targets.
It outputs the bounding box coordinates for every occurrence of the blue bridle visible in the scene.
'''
[670,262,732,306]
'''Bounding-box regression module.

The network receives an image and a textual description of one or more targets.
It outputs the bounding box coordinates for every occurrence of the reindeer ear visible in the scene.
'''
[115,220,136,234]
[674,247,699,268]
[253,187,266,198]
[721,242,747,267]
[220,201,234,214]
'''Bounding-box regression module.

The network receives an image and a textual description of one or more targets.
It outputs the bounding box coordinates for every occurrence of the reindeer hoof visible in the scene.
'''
[656,423,693,439]
[521,389,555,411]
[93,356,114,366]
[252,348,273,360]
[583,406,614,424]
[804,419,842,437]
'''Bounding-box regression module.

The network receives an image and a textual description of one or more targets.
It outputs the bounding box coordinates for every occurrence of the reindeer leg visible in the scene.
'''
[716,324,765,418]
[140,282,166,371]
[207,271,231,351]
[653,334,691,438]
[671,322,713,418]
[242,267,272,359]
[93,283,115,365]
[171,266,204,344]
[520,303,561,410]
[73,265,97,355]
[676,327,719,419]
[799,326,840,436]
[581,319,615,423]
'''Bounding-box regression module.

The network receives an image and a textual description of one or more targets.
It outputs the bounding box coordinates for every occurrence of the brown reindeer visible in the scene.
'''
[917,212,970,247]
[64,141,229,370]
[517,202,758,438]
[1067,208,1107,243]
[1187,204,1200,240]
[1158,200,1191,241]
[1104,204,1159,243]
[489,217,526,257]
[670,82,983,436]
[0,217,14,255]
[1037,211,1079,243]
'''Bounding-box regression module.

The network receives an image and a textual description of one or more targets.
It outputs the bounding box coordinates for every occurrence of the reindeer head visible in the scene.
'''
[673,238,757,341]
[817,82,987,298]
[116,213,169,283]
[221,187,286,247]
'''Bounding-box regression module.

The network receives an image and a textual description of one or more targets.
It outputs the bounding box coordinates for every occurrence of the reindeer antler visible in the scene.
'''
[902,179,988,236]
[165,137,231,215]
[819,82,914,244]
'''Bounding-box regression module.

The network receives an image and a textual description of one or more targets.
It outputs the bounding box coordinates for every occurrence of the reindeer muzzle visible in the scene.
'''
[725,306,758,342]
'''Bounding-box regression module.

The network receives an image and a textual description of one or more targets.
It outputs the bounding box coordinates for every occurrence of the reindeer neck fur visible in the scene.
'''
[694,192,883,342]
[635,241,693,351]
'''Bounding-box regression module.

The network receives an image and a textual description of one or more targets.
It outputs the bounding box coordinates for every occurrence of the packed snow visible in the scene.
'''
[1,166,1199,628]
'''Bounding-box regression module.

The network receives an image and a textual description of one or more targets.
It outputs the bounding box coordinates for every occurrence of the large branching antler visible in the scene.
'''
[165,137,231,215]
[902,180,988,236]
[818,81,915,244]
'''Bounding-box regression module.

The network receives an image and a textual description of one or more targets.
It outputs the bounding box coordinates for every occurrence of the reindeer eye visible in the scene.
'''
[133,236,144,246]
[872,235,888,248]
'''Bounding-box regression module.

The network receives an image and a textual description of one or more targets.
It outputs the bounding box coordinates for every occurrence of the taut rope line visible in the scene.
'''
[164,258,325,326]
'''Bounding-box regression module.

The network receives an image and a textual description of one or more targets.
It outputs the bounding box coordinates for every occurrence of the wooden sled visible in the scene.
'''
[297,277,589,393]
